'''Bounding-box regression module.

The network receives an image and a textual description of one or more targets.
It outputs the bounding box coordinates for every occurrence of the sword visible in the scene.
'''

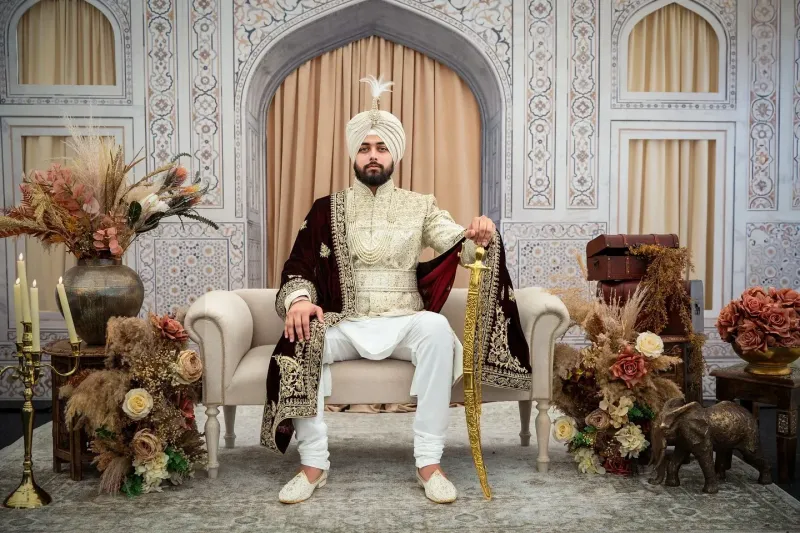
[460,244,491,500]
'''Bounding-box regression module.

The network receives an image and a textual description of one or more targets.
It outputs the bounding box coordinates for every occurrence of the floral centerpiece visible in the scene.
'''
[716,287,800,375]
[551,285,683,475]
[0,130,217,258]
[62,309,206,496]
[0,127,219,344]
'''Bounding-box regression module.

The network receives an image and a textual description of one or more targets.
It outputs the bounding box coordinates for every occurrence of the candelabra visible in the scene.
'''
[0,321,81,509]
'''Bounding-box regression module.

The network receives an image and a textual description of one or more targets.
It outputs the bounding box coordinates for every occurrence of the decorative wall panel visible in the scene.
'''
[525,0,556,208]
[501,222,606,288]
[568,0,599,208]
[137,223,245,316]
[610,0,737,110]
[0,0,133,105]
[748,0,780,210]
[746,223,800,289]
[145,0,179,170]
[191,0,223,207]
[794,0,800,208]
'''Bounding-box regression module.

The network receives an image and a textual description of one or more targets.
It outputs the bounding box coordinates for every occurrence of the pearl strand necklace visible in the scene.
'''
[347,187,396,265]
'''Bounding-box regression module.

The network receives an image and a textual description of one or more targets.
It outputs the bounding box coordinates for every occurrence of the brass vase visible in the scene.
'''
[55,257,144,345]
[732,342,800,376]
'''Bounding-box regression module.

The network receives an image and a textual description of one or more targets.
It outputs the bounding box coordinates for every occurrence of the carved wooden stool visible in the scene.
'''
[711,363,799,483]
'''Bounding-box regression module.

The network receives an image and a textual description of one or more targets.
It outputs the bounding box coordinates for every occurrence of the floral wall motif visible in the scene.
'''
[746,223,800,289]
[137,223,245,317]
[610,0,737,110]
[568,0,599,208]
[748,0,780,210]
[0,0,133,105]
[191,0,223,207]
[525,0,556,209]
[501,222,607,288]
[145,0,179,170]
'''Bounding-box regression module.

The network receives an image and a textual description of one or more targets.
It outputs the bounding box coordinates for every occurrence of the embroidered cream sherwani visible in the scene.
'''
[284,179,476,316]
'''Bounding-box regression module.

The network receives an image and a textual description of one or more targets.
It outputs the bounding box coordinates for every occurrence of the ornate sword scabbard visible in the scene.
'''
[460,244,491,500]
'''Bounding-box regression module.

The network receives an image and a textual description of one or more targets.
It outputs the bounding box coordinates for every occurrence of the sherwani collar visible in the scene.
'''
[354,178,395,199]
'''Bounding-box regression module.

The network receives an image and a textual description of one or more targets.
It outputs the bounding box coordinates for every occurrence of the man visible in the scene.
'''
[261,75,531,504]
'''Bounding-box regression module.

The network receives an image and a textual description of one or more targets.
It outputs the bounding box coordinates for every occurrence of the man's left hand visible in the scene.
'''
[465,215,495,247]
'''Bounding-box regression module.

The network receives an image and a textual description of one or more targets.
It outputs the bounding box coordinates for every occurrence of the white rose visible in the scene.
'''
[635,331,664,358]
[154,200,170,213]
[552,416,578,443]
[122,388,154,421]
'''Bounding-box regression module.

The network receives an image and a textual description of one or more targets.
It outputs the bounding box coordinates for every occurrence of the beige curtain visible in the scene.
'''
[17,0,116,312]
[626,4,718,309]
[18,0,116,85]
[267,35,481,289]
[627,2,718,93]
[21,137,78,312]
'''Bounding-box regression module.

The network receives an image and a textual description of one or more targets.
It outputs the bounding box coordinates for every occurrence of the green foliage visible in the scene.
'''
[120,474,143,497]
[628,403,655,421]
[95,427,115,440]
[127,201,142,225]
[166,447,189,474]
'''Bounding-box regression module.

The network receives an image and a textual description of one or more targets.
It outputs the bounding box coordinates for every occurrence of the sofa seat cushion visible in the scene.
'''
[223,345,531,406]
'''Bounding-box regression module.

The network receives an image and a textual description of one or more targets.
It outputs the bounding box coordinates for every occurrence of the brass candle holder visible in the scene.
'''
[0,322,81,509]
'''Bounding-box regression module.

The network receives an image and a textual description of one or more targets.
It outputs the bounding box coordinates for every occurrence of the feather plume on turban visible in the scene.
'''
[345,75,406,164]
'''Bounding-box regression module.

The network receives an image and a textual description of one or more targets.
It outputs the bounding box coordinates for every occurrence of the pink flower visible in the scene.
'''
[769,287,800,309]
[741,289,770,317]
[716,302,740,342]
[735,319,767,352]
[759,304,795,338]
[610,350,648,389]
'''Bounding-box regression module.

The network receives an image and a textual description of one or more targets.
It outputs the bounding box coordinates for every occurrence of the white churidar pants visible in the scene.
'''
[293,311,463,470]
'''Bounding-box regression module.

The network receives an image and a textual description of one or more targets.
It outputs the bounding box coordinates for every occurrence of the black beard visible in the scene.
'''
[354,162,393,187]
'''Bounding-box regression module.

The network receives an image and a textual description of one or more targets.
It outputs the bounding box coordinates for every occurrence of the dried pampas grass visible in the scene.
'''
[65,369,130,433]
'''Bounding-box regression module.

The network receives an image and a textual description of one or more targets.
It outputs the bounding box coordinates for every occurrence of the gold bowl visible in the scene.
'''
[732,342,800,376]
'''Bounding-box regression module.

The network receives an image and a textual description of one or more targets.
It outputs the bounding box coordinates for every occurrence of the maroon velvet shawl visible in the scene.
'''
[260,193,530,454]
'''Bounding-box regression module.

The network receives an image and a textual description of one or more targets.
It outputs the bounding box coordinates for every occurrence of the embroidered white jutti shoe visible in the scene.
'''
[416,470,457,503]
[279,470,328,504]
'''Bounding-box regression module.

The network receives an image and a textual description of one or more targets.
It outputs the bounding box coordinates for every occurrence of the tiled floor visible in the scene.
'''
[1,404,798,501]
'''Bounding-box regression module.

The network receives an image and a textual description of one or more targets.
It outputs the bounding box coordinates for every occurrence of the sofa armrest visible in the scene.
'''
[185,290,255,405]
[514,287,570,400]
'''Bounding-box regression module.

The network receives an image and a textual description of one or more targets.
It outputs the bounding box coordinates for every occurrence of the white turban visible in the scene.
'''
[345,75,406,164]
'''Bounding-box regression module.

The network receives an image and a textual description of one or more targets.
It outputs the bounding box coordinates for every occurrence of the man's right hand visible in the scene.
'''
[284,299,324,342]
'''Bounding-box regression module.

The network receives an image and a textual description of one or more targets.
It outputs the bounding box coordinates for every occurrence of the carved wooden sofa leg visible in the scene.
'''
[205,404,220,479]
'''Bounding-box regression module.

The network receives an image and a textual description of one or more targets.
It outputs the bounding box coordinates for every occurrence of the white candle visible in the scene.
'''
[17,253,30,322]
[56,276,78,343]
[13,278,22,344]
[30,280,39,351]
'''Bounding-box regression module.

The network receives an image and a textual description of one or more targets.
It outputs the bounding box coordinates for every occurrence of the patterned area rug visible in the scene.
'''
[0,403,798,532]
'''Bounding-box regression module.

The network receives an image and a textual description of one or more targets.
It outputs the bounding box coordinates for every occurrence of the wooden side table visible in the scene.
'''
[711,363,799,483]
[43,340,107,481]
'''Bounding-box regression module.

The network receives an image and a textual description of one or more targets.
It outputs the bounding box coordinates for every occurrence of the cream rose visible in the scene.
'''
[552,416,578,443]
[122,388,154,421]
[174,349,203,385]
[635,331,664,358]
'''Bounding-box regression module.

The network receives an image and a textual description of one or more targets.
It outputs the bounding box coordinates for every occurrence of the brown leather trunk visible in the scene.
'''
[586,234,679,281]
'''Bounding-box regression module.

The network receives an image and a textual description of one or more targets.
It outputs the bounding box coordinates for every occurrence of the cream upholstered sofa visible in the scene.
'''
[184,287,570,478]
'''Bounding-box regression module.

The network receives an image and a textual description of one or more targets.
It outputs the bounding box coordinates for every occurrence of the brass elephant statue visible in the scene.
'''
[648,398,771,494]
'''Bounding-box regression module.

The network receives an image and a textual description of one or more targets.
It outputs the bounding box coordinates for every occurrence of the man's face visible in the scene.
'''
[354,134,394,187]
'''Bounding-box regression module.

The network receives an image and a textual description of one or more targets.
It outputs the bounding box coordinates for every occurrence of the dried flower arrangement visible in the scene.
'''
[62,310,205,496]
[547,256,684,475]
[716,287,800,350]
[0,126,217,259]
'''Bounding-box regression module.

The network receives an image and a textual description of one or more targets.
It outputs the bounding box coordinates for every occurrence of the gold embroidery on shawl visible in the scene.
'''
[261,192,357,453]
[320,243,331,258]
[275,278,318,320]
